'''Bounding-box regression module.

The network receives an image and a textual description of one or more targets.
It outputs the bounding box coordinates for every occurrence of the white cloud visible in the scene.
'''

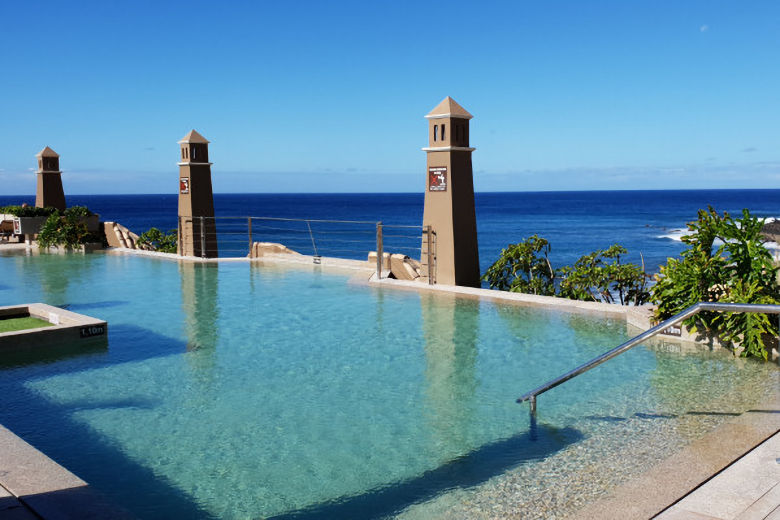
[700,24,709,32]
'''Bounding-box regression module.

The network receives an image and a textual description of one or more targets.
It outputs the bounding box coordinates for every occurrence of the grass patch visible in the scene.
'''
[0,316,54,333]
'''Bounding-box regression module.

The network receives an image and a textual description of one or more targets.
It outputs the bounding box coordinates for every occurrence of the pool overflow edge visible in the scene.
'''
[519,302,780,416]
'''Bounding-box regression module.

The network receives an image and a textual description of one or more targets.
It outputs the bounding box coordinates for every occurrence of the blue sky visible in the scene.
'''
[1,1,778,194]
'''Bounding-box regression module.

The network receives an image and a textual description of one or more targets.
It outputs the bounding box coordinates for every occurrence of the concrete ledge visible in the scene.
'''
[0,425,134,519]
[37,243,104,254]
[105,247,181,260]
[0,304,107,350]
[370,274,630,316]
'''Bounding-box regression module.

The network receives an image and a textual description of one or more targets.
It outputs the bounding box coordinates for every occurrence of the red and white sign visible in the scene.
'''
[429,166,447,192]
[180,177,190,194]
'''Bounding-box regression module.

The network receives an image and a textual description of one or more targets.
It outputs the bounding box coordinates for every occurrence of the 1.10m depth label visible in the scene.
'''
[80,325,106,338]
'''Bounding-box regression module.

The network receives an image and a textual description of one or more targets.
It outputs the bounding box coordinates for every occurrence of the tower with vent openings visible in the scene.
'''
[421,97,480,287]
[177,130,218,257]
[35,146,66,211]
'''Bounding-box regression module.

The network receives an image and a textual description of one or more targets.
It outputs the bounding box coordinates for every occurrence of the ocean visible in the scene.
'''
[3,190,779,275]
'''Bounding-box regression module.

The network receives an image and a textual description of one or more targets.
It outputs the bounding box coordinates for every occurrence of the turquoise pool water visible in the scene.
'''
[0,251,777,519]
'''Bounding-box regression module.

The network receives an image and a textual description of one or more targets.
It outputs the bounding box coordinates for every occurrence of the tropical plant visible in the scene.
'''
[482,234,556,295]
[137,227,178,253]
[558,245,650,305]
[652,207,779,359]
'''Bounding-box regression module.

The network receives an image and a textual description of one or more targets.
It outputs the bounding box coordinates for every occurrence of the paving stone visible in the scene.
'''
[658,433,780,520]
[736,483,780,519]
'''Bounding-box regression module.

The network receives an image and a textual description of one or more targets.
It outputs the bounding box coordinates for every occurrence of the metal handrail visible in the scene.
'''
[518,302,780,414]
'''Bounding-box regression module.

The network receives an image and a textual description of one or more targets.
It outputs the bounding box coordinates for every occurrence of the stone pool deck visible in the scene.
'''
[656,431,780,520]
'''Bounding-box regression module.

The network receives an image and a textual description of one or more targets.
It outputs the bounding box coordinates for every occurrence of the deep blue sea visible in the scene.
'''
[3,190,779,274]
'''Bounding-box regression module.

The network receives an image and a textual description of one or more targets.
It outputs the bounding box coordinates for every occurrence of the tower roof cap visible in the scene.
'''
[178,129,210,144]
[425,96,473,119]
[36,146,59,158]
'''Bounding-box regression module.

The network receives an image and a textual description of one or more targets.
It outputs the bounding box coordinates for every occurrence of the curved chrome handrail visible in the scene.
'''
[517,302,780,414]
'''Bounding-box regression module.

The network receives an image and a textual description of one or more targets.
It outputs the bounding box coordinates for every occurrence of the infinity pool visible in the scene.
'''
[0,251,777,519]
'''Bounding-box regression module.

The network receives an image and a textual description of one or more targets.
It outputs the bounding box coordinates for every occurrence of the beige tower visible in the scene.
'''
[422,97,480,287]
[35,146,66,211]
[177,130,218,257]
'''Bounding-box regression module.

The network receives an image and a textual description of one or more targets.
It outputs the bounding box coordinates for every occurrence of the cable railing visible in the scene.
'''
[177,215,436,283]
[517,302,780,415]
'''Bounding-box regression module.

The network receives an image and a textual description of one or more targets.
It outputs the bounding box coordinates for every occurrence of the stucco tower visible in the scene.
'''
[35,146,66,211]
[422,97,480,287]
[177,130,218,258]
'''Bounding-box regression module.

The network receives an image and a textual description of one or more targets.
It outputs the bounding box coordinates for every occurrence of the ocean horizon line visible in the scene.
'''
[4,187,780,198]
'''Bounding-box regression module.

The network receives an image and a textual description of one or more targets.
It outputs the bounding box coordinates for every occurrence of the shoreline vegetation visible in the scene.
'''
[484,207,779,359]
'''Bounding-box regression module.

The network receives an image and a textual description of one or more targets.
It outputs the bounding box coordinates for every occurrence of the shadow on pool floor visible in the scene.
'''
[0,324,219,520]
[269,420,584,520]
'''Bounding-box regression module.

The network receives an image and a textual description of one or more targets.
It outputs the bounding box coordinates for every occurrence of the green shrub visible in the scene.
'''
[559,245,650,305]
[137,227,178,253]
[482,236,649,305]
[62,206,94,218]
[652,207,779,359]
[482,235,556,295]
[0,205,56,217]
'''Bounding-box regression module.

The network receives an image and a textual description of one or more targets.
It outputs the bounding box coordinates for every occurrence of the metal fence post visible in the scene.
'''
[247,217,253,256]
[306,220,321,264]
[200,216,206,258]
[426,225,434,285]
[376,222,383,279]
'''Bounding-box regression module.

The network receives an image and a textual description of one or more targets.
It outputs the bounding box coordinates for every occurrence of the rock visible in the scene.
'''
[250,242,300,258]
[761,220,780,243]
[389,253,421,281]
[367,251,392,269]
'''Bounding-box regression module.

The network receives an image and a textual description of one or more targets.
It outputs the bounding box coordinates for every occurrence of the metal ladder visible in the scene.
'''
[517,302,780,415]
